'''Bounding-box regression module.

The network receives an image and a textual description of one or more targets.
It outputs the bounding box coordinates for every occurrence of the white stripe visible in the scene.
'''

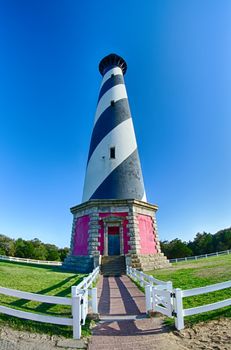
[100,67,123,87]
[82,118,137,202]
[141,192,147,202]
[94,84,127,124]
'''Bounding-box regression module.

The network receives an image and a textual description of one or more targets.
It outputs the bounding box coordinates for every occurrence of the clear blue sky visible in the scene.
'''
[0,0,230,248]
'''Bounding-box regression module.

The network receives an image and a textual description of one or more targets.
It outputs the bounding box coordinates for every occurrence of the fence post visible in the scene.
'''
[140,273,144,287]
[166,281,173,291]
[174,288,184,330]
[81,289,88,325]
[152,286,157,312]
[72,286,81,339]
[145,284,152,313]
[91,287,98,314]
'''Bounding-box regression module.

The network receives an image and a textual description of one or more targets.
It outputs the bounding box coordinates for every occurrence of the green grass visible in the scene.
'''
[0,260,91,337]
[146,254,231,326]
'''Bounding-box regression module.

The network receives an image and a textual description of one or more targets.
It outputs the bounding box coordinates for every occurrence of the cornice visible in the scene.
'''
[70,199,158,214]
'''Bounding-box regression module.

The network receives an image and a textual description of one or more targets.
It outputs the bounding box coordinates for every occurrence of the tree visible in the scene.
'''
[15,238,30,258]
[161,239,192,259]
[45,244,60,261]
[188,232,214,255]
[213,228,231,251]
[58,247,70,261]
[33,245,47,260]
[0,234,68,261]
[0,235,15,256]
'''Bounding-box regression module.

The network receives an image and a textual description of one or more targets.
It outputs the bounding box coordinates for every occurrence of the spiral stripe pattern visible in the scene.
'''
[82,60,147,203]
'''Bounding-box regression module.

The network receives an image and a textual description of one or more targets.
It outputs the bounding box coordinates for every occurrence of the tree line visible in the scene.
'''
[0,235,70,262]
[0,227,231,261]
[160,227,231,259]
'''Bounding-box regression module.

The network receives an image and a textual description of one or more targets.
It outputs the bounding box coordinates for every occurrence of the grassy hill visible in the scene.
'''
[0,260,87,337]
[147,254,231,326]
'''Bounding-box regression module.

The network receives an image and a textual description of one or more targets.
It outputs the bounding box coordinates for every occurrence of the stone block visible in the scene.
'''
[88,229,99,235]
[88,237,99,242]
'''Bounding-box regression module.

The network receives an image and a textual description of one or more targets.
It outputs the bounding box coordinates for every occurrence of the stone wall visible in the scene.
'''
[63,199,170,272]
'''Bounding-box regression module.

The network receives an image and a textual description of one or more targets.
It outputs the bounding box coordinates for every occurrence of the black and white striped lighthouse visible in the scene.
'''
[82,54,146,203]
[63,54,170,273]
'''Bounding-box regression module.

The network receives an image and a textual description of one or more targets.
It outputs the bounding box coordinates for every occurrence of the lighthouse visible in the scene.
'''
[82,54,146,203]
[63,53,170,273]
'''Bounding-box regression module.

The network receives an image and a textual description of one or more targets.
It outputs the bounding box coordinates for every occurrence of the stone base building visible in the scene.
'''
[63,199,170,272]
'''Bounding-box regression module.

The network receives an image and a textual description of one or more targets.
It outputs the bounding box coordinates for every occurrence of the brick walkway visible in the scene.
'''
[97,275,146,317]
[88,276,186,350]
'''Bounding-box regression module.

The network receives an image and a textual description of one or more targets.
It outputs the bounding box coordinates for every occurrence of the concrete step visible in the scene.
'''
[101,255,126,276]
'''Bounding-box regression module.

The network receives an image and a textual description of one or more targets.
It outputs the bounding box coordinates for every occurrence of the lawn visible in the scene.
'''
[146,254,231,326]
[0,260,89,337]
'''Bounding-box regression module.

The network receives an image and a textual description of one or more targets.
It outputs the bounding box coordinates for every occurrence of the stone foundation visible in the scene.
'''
[128,253,171,271]
[62,255,94,273]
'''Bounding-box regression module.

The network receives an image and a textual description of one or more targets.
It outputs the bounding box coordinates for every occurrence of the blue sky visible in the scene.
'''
[0,0,230,248]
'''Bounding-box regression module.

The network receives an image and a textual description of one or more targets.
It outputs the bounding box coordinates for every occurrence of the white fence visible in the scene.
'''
[170,249,231,263]
[173,280,231,330]
[126,266,173,314]
[127,267,231,330]
[0,254,62,266]
[0,266,99,339]
[126,266,172,289]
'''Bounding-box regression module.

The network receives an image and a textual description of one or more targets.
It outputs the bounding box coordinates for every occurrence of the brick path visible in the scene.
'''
[88,276,186,350]
[97,275,146,317]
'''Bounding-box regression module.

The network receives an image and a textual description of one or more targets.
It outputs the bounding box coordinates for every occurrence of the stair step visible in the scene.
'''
[101,255,126,277]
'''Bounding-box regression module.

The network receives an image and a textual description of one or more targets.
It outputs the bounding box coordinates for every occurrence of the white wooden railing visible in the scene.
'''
[126,266,172,288]
[169,249,231,263]
[127,266,231,330]
[0,254,62,266]
[126,265,173,313]
[0,266,100,339]
[173,280,231,330]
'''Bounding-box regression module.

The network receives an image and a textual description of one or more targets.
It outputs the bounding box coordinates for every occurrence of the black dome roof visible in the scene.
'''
[99,53,127,76]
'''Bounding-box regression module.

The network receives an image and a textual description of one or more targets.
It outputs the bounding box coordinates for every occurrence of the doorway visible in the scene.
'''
[108,226,120,255]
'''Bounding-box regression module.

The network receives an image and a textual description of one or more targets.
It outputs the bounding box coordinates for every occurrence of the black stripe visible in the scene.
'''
[89,149,145,201]
[98,74,124,102]
[87,98,131,163]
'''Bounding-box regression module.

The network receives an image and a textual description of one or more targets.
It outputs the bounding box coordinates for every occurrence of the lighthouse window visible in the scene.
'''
[110,147,116,159]
[111,100,115,107]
